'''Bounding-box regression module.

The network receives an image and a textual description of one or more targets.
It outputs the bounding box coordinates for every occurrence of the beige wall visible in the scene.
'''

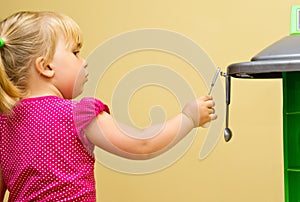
[2,0,295,201]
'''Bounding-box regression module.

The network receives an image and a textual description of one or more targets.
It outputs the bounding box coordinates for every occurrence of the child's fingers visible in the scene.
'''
[205,100,215,108]
[201,95,212,101]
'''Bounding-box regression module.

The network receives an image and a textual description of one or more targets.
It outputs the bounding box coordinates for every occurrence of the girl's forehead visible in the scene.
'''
[56,34,81,50]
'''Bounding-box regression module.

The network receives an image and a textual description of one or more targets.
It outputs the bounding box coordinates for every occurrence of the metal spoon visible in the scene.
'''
[224,74,232,142]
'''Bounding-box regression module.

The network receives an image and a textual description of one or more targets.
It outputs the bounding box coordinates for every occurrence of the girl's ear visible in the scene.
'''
[34,57,55,78]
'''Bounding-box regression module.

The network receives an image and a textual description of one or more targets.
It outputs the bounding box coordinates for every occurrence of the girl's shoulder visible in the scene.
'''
[73,97,110,115]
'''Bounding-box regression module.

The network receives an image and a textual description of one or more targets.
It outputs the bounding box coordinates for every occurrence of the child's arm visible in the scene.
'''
[85,96,216,160]
[0,167,6,202]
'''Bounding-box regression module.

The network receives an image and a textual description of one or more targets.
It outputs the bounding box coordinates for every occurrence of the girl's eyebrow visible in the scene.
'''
[70,42,82,50]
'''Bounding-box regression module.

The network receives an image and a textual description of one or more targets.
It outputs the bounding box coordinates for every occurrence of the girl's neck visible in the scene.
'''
[25,87,63,99]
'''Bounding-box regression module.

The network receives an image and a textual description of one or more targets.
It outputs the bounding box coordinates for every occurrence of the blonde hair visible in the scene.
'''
[0,11,82,113]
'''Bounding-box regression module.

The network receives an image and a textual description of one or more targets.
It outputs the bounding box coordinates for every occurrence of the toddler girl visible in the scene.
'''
[0,11,216,201]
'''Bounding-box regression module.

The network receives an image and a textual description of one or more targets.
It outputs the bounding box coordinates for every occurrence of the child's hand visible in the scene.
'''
[182,95,217,127]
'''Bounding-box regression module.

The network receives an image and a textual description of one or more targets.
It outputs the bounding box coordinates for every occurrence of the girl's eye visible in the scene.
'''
[73,50,80,56]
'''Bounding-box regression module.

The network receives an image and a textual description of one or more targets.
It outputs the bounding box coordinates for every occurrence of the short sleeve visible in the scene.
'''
[73,97,110,155]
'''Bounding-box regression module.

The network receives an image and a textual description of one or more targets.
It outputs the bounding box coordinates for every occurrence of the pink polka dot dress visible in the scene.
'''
[0,96,109,201]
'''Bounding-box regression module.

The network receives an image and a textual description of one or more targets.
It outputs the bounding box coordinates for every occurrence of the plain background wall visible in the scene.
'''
[1,0,298,201]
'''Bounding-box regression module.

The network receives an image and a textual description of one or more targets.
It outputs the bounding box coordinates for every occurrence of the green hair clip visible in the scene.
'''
[0,38,4,48]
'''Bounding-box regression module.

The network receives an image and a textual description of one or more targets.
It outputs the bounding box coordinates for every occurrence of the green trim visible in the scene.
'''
[290,6,300,35]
